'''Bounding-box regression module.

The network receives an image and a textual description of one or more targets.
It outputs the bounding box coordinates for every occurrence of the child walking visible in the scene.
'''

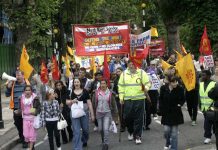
[41,89,61,150]
[20,85,41,150]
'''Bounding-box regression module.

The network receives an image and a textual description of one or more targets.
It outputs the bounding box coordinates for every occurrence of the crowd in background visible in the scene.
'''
[4,52,218,150]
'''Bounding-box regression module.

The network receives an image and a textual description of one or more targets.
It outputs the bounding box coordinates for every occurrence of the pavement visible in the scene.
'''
[0,91,217,150]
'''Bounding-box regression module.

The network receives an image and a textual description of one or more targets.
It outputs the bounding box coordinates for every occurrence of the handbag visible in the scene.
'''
[109,121,118,133]
[57,114,68,130]
[71,102,86,119]
[205,102,215,121]
[33,114,42,129]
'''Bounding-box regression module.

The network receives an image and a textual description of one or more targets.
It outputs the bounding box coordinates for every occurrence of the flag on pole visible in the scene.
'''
[40,61,48,84]
[91,56,97,75]
[103,51,110,87]
[175,53,196,91]
[181,44,187,55]
[67,46,75,62]
[199,25,212,55]
[173,49,183,61]
[51,55,60,80]
[130,47,149,68]
[151,26,158,37]
[161,59,172,71]
[65,54,71,78]
[19,45,34,79]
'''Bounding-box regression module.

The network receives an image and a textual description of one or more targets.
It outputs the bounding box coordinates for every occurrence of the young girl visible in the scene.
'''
[41,89,61,150]
[66,78,95,150]
[159,76,185,150]
[92,79,117,150]
[20,85,41,150]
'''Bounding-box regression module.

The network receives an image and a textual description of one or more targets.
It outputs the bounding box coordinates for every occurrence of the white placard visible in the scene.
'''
[204,55,214,68]
[130,30,151,47]
[148,73,161,90]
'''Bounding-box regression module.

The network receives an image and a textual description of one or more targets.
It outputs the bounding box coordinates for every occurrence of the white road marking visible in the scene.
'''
[35,133,48,147]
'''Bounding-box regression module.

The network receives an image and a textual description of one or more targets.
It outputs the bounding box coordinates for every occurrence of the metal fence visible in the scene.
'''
[0,44,16,76]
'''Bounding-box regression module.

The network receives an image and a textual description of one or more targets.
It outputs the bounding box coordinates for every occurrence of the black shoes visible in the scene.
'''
[22,142,28,148]
[102,144,108,150]
[83,143,88,147]
[120,127,126,132]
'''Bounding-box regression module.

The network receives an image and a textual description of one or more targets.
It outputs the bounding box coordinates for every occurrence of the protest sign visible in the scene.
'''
[73,22,130,56]
[204,55,214,68]
[130,30,151,48]
[148,73,161,90]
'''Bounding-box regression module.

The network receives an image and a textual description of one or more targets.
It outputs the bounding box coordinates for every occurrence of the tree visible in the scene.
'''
[155,0,189,52]
[1,0,61,59]
[184,0,218,57]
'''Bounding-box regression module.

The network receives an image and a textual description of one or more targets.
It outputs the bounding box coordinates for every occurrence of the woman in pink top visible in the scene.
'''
[20,85,41,150]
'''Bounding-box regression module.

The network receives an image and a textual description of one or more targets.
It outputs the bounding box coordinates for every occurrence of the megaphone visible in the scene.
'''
[2,72,17,81]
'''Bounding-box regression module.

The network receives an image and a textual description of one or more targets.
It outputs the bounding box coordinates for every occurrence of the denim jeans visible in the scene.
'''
[164,125,178,150]
[72,112,89,150]
[97,116,111,144]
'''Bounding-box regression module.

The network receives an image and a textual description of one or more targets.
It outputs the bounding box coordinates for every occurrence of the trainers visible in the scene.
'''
[164,146,169,150]
[191,121,197,126]
[128,134,134,141]
[135,137,142,144]
[93,126,98,131]
[57,147,62,150]
[153,114,158,120]
[204,138,211,144]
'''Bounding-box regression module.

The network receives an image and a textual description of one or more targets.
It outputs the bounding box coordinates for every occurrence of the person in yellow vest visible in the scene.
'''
[118,60,151,144]
[5,70,30,148]
[199,70,216,144]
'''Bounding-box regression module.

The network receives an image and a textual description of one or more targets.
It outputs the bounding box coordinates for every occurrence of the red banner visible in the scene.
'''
[73,22,130,56]
[149,38,165,57]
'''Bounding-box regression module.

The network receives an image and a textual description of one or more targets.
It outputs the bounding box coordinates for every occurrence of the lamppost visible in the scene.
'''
[141,3,146,31]
[0,76,4,129]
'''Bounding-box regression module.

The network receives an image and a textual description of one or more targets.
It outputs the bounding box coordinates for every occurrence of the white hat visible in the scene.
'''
[150,60,156,65]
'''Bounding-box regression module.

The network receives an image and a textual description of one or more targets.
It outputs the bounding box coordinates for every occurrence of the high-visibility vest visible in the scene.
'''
[9,79,30,109]
[118,68,151,101]
[199,81,216,111]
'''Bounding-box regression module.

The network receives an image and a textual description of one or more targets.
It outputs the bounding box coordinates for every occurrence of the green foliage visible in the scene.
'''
[184,0,218,57]
[82,0,140,25]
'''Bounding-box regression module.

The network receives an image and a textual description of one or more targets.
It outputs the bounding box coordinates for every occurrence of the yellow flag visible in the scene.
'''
[181,44,188,55]
[19,45,34,79]
[174,49,183,61]
[161,59,172,71]
[91,56,97,74]
[67,46,74,56]
[151,27,158,37]
[175,54,196,91]
[64,54,71,77]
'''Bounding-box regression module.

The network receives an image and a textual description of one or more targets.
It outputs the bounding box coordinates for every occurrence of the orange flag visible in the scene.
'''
[199,25,212,55]
[51,55,60,80]
[161,59,172,71]
[174,49,183,61]
[19,45,34,79]
[40,61,48,84]
[181,44,187,55]
[175,53,196,91]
